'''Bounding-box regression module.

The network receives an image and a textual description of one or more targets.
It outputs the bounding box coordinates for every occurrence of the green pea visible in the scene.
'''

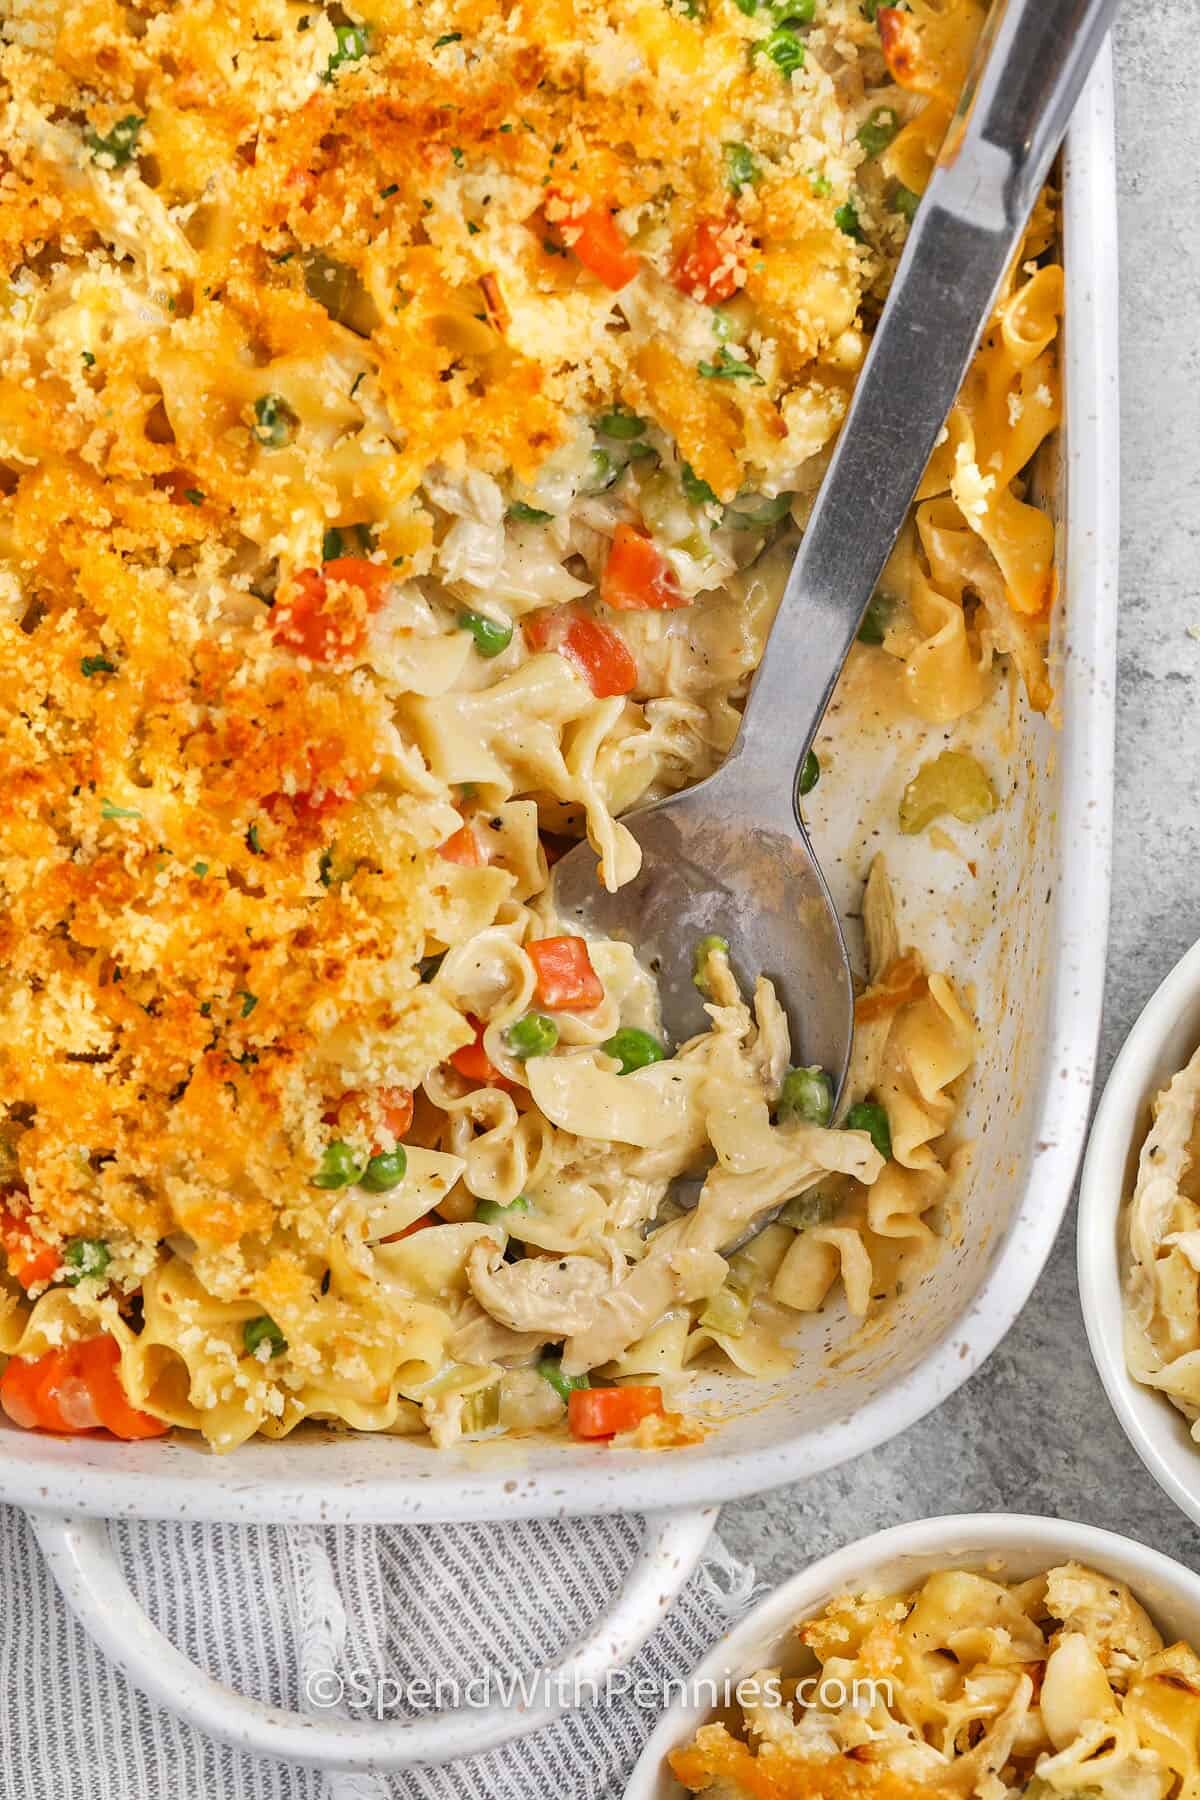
[857,591,892,645]
[253,393,296,448]
[845,1100,892,1160]
[312,1140,364,1189]
[681,463,718,506]
[594,408,647,440]
[504,1013,559,1059]
[536,1355,589,1403]
[835,199,865,242]
[325,22,369,79]
[244,1314,287,1358]
[777,1065,833,1127]
[723,142,760,194]
[601,1027,667,1075]
[85,115,143,167]
[756,26,805,75]
[798,749,820,796]
[857,106,899,158]
[891,184,920,222]
[360,1147,408,1192]
[693,934,730,992]
[62,1238,111,1285]
[458,610,514,658]
[476,1195,531,1226]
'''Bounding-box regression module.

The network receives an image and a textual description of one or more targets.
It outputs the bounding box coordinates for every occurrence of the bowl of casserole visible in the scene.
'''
[626,1512,1200,1800]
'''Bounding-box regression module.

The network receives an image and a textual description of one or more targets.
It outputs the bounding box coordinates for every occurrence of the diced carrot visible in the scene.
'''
[379,1087,414,1141]
[601,525,688,612]
[527,936,604,1011]
[74,1336,170,1440]
[0,1337,168,1440]
[329,1084,413,1152]
[439,823,484,867]
[548,192,640,289]
[559,615,638,695]
[673,216,744,304]
[272,557,388,663]
[568,1385,664,1439]
[1,1350,75,1431]
[0,1204,60,1290]
[524,605,638,698]
[449,1016,504,1085]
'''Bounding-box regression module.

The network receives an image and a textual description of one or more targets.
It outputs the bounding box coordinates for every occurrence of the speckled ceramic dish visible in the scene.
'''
[1,56,1118,1777]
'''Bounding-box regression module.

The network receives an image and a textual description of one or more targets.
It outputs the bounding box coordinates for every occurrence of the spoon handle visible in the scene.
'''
[725,0,1117,806]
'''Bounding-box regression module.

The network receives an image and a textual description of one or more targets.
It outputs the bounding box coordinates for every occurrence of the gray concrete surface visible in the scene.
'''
[718,0,1200,1584]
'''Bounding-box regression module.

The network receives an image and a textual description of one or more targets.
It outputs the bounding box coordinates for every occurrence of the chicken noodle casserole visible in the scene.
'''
[1123,1046,1200,1436]
[0,0,1061,1449]
[671,1563,1200,1800]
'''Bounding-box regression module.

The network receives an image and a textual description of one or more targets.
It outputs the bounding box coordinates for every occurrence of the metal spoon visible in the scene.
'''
[555,0,1115,1106]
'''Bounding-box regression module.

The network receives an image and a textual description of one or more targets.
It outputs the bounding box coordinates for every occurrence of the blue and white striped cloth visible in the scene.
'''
[0,1506,755,1800]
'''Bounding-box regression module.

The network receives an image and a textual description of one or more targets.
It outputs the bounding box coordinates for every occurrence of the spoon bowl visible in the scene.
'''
[553,776,854,1081]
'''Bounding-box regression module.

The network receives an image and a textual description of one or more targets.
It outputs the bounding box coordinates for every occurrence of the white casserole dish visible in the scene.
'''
[0,52,1118,1773]
[625,1512,1200,1800]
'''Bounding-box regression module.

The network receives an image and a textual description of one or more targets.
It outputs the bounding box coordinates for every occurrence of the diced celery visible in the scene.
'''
[698,1282,751,1338]
[460,1382,501,1436]
[780,1188,837,1231]
[899,751,997,835]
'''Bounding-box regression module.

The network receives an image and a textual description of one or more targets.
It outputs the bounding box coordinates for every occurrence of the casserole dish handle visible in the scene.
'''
[28,1503,715,1770]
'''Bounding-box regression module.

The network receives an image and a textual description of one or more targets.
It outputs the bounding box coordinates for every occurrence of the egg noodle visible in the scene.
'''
[1123,1046,1200,1436]
[0,0,1061,1450]
[670,1562,1200,1800]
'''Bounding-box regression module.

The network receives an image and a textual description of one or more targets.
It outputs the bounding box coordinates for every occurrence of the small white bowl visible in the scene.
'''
[1077,936,1200,1530]
[624,1512,1200,1800]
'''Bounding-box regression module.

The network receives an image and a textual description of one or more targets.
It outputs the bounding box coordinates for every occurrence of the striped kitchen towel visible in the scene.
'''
[0,1506,757,1799]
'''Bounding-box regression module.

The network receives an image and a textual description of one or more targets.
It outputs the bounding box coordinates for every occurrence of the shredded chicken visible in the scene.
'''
[466,1241,623,1336]
[561,1121,882,1373]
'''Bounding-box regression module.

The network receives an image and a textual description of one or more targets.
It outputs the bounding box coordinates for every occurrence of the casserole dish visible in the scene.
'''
[2,51,1117,1774]
[625,1511,1200,1800]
